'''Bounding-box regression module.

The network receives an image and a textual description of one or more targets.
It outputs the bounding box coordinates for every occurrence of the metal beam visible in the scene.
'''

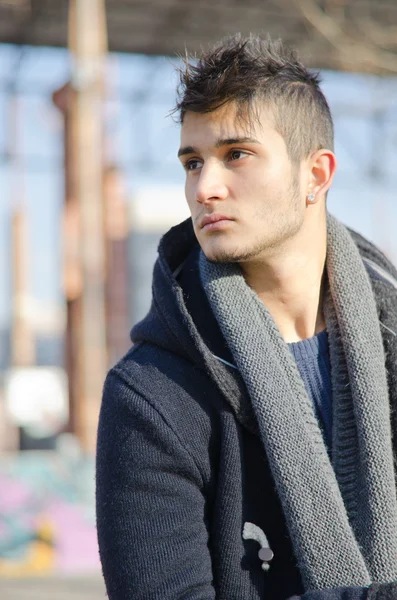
[0,0,396,73]
[68,0,108,454]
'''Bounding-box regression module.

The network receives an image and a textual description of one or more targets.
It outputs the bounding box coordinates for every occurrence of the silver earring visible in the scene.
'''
[307,193,316,202]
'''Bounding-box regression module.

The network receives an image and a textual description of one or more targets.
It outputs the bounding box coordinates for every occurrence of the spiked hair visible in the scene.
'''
[175,34,334,163]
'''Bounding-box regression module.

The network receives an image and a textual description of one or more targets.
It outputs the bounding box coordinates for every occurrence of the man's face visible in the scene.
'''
[178,101,308,263]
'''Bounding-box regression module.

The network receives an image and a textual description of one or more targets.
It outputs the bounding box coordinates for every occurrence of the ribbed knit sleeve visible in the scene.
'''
[289,581,397,600]
[96,371,216,600]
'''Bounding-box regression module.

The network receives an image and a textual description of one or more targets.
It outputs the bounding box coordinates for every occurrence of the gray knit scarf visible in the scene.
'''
[199,213,397,591]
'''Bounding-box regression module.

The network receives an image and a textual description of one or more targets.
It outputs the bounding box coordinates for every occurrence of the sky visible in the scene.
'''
[0,44,397,331]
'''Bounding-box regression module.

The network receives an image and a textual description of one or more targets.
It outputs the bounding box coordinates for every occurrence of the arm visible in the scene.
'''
[96,371,216,600]
[289,581,397,600]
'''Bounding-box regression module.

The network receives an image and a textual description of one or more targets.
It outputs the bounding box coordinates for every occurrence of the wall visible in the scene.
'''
[0,450,99,577]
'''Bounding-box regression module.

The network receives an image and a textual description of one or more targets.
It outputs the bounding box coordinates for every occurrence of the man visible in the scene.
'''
[96,34,397,600]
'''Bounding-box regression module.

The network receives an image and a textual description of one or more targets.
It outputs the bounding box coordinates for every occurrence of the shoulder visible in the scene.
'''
[348,227,397,288]
[100,341,222,472]
[109,341,221,418]
[349,229,397,339]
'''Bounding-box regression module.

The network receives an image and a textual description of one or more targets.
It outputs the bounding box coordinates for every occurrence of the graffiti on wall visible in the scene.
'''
[0,449,100,576]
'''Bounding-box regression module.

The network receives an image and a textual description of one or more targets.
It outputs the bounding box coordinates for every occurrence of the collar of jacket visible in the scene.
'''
[131,217,397,436]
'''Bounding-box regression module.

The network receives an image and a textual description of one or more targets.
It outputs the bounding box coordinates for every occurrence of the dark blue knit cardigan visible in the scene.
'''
[96,219,397,600]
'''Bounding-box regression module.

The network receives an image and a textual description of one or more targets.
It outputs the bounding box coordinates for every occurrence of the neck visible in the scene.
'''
[240,212,327,343]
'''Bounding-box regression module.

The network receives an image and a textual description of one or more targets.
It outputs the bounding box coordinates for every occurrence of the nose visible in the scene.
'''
[195,162,228,204]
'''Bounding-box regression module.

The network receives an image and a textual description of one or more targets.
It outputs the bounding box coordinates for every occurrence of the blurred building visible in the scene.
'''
[129,185,189,324]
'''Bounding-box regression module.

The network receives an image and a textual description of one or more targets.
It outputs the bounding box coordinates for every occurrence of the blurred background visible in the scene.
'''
[0,0,396,597]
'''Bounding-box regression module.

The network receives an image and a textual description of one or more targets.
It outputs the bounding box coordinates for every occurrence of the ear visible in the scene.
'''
[307,149,337,204]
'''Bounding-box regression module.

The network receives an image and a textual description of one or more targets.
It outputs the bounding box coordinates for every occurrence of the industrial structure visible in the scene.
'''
[1,0,397,74]
[0,0,396,455]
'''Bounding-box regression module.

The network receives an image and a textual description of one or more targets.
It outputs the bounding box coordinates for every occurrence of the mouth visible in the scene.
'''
[199,214,234,231]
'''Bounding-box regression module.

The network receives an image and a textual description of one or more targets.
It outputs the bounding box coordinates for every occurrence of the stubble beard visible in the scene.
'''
[205,177,303,265]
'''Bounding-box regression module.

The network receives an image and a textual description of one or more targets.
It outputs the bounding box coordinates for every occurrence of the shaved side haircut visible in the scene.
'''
[175,34,334,164]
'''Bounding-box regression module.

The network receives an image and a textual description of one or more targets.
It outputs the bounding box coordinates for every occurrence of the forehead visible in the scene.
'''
[180,101,277,148]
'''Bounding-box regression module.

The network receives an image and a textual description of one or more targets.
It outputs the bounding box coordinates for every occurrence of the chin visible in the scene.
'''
[201,242,251,264]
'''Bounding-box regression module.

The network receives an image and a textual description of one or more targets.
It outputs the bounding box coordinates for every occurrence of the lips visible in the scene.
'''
[199,214,233,229]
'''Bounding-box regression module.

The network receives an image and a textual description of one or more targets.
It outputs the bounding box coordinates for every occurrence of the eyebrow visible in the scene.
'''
[177,137,260,158]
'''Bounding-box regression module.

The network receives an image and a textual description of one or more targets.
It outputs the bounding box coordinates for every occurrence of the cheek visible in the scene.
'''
[256,161,298,197]
[236,169,274,200]
[184,180,196,212]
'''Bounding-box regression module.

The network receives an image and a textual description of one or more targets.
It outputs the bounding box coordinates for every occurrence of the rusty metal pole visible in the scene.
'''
[103,165,130,366]
[6,75,35,451]
[9,87,35,369]
[52,82,82,441]
[10,209,35,369]
[68,0,108,453]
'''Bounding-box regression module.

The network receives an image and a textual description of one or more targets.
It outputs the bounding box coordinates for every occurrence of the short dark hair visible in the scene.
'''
[175,34,334,163]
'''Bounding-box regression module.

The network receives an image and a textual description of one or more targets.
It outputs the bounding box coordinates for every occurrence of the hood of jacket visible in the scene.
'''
[132,218,233,366]
[131,216,397,433]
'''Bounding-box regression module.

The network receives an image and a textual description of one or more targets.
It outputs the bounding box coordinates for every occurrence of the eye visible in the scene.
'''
[229,150,249,161]
[184,158,203,171]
